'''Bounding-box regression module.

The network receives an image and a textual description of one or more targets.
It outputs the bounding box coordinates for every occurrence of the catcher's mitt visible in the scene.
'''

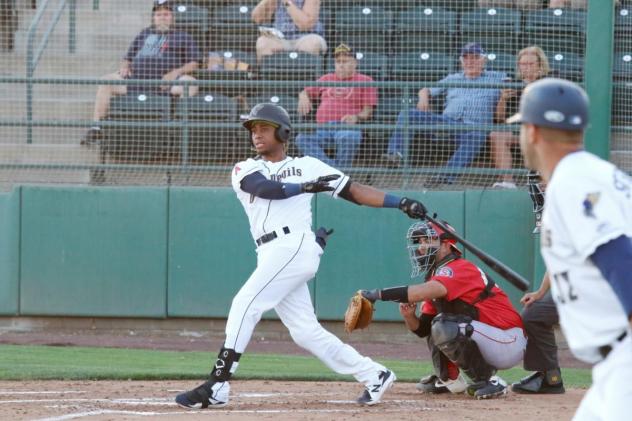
[344,291,374,333]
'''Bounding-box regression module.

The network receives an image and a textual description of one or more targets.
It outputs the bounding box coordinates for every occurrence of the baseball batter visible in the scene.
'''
[176,103,427,409]
[511,78,632,420]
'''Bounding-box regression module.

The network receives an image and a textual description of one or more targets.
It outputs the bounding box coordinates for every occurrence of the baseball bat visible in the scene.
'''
[425,214,530,292]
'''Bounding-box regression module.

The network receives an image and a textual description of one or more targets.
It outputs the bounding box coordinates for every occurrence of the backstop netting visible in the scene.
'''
[0,0,626,190]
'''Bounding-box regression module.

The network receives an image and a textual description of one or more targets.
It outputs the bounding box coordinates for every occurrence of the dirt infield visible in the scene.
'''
[0,380,583,421]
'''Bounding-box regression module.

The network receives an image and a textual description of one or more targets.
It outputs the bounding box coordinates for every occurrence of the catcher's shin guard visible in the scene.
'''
[430,314,495,383]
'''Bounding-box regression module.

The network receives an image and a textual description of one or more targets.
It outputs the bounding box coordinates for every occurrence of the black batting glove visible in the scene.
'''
[399,197,427,219]
[301,174,341,193]
[360,289,381,303]
[315,227,334,249]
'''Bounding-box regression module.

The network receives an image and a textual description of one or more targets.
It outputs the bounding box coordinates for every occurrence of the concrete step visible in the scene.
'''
[0,127,86,145]
[0,97,93,120]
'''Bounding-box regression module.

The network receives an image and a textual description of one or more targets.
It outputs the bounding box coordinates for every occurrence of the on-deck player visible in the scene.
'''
[176,103,427,409]
[511,77,632,420]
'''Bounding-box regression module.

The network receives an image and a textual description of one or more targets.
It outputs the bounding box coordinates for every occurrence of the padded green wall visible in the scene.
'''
[19,187,168,317]
[9,186,536,319]
[0,189,19,315]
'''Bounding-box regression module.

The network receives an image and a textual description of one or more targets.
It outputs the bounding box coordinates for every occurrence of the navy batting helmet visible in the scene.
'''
[507,77,589,130]
[242,103,292,142]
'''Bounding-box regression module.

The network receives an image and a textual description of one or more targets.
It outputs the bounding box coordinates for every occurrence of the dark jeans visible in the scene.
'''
[522,292,560,372]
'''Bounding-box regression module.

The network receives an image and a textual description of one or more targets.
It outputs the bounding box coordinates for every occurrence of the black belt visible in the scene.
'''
[256,226,290,246]
[598,331,628,359]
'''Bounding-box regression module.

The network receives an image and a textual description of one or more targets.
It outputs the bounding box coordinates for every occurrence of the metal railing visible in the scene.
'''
[26,0,77,144]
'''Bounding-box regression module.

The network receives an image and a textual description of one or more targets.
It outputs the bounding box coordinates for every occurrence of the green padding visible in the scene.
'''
[464,190,533,306]
[167,188,254,317]
[0,189,19,315]
[167,188,314,318]
[20,187,168,317]
[314,191,465,321]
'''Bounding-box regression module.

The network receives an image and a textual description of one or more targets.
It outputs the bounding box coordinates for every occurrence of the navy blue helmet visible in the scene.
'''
[242,103,292,143]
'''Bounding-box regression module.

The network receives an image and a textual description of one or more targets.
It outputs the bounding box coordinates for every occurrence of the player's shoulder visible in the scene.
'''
[232,157,262,178]
[553,151,615,188]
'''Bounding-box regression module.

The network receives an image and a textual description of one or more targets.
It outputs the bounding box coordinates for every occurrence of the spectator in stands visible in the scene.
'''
[549,0,618,8]
[490,46,550,189]
[82,0,200,145]
[251,0,326,61]
[295,43,376,169]
[383,42,505,187]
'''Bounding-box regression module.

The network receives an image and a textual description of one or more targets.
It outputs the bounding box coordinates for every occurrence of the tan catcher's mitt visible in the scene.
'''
[344,291,374,333]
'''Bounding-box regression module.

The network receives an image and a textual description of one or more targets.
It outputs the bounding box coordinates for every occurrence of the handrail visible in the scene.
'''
[26,0,77,144]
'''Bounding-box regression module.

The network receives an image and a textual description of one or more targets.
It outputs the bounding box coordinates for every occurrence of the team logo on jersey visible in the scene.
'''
[582,192,600,218]
[435,266,453,277]
[234,165,241,175]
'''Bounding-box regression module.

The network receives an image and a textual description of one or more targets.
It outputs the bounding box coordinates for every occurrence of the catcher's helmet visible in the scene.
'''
[242,103,292,143]
[407,220,459,278]
[507,77,589,130]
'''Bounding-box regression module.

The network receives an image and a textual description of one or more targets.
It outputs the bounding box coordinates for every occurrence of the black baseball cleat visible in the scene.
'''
[511,371,565,394]
[415,374,449,394]
[467,375,508,399]
[175,380,229,409]
[357,369,396,406]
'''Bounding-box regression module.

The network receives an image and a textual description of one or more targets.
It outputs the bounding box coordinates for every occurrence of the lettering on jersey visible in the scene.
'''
[582,192,600,218]
[435,266,453,277]
[613,169,632,199]
[271,167,303,181]
[542,228,552,248]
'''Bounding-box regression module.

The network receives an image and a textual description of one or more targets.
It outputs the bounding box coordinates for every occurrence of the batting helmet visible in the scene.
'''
[407,220,459,278]
[242,103,292,143]
[506,77,589,130]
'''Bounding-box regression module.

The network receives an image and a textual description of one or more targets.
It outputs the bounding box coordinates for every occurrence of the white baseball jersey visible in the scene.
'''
[231,156,350,243]
[541,150,632,364]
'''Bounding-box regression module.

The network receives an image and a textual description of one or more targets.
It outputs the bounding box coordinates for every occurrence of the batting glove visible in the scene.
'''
[399,197,427,219]
[301,174,341,193]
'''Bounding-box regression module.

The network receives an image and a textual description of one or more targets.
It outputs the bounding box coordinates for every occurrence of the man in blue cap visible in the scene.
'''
[383,42,506,187]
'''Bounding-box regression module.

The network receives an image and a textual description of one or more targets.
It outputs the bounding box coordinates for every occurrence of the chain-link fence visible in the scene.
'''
[0,0,626,190]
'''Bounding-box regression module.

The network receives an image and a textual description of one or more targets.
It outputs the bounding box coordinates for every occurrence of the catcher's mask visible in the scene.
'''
[407,220,459,278]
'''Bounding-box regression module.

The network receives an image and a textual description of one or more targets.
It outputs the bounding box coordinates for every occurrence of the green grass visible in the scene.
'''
[0,344,592,387]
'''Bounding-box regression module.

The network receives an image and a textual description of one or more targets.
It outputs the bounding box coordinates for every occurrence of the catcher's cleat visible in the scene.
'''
[357,369,396,406]
[511,371,565,394]
[175,381,230,409]
[469,375,507,399]
[415,374,449,394]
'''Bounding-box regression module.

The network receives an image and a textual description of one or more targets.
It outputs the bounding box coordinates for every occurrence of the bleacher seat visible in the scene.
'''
[524,9,586,56]
[334,6,392,53]
[460,8,522,54]
[195,50,256,96]
[485,52,516,76]
[104,94,172,163]
[326,50,388,81]
[615,7,632,51]
[374,94,415,124]
[390,52,453,82]
[249,94,299,122]
[547,52,584,82]
[613,51,632,80]
[259,51,324,85]
[174,94,239,163]
[173,3,209,52]
[211,2,259,52]
[393,7,457,53]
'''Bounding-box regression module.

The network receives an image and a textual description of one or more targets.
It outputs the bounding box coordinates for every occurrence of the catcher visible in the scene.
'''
[349,220,526,399]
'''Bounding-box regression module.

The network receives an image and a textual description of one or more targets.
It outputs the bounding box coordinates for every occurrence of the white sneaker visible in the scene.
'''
[357,369,396,406]
[492,181,517,189]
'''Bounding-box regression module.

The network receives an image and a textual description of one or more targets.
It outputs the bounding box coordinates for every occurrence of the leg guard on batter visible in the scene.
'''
[211,346,241,382]
[431,313,496,383]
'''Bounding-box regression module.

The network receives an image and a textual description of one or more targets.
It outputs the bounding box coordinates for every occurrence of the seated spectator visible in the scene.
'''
[383,43,505,187]
[251,0,326,61]
[83,0,200,144]
[295,43,377,169]
[490,46,550,189]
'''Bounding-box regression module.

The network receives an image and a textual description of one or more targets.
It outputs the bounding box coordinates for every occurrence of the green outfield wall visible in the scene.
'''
[0,186,536,320]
